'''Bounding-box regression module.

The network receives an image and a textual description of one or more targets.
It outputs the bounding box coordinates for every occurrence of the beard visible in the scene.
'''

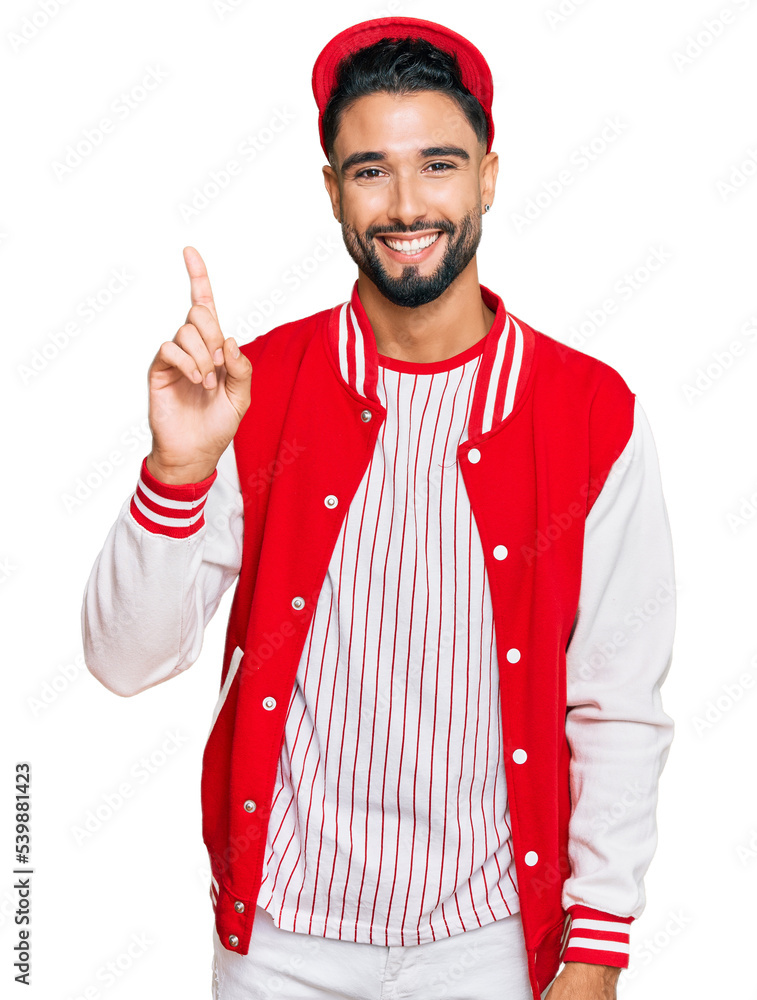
[340,204,483,308]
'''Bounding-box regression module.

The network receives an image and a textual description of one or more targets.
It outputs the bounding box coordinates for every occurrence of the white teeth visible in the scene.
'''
[383,232,440,253]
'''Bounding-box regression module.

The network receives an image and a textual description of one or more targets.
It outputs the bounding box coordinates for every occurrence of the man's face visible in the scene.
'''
[323,90,498,308]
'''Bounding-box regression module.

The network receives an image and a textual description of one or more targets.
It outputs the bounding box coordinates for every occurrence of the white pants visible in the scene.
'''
[212,905,559,999]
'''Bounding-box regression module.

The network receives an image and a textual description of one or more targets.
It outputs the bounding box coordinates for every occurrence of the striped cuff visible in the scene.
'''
[129,456,217,538]
[561,905,632,968]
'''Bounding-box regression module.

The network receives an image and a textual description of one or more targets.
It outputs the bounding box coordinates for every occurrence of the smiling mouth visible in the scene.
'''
[377,231,443,255]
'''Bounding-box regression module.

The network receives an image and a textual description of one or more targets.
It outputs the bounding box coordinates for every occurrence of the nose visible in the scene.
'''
[383,171,431,233]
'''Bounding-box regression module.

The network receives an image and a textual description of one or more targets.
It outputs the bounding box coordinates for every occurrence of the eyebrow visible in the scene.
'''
[340,145,471,175]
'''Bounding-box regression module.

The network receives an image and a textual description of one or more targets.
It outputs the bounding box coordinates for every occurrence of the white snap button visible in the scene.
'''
[324,495,338,508]
[263,696,276,710]
[291,596,305,610]
[360,409,372,422]
[468,448,481,464]
[234,901,245,913]
[513,749,527,764]
[524,851,538,866]
[493,545,508,560]
[506,648,521,663]
[243,799,256,812]
[228,934,239,947]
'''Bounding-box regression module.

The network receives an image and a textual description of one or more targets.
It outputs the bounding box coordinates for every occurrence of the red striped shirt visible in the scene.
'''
[257,285,530,945]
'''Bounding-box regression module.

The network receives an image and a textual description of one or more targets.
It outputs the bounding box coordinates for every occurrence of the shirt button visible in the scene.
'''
[234,901,245,913]
[262,696,276,711]
[228,934,239,947]
[513,749,528,764]
[493,545,508,560]
[360,409,372,422]
[506,648,521,663]
[243,799,256,812]
[324,495,338,508]
[524,851,539,866]
[467,448,481,464]
[292,596,305,610]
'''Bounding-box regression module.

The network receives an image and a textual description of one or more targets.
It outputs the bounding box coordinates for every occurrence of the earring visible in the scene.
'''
[484,204,491,213]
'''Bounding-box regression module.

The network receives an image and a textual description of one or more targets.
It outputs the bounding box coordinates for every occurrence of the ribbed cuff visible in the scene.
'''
[561,905,632,968]
[129,456,218,538]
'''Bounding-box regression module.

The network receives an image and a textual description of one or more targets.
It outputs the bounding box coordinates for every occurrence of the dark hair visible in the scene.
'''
[322,36,489,169]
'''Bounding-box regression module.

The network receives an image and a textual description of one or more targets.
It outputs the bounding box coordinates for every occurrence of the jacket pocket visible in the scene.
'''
[206,645,244,741]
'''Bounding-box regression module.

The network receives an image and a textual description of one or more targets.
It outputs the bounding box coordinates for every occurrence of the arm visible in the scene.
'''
[80,439,243,697]
[560,395,676,968]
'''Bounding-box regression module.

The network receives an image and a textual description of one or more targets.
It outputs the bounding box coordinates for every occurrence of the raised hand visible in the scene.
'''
[146,246,253,484]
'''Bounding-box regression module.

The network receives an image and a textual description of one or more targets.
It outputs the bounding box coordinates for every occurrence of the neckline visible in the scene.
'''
[329,278,536,441]
[377,331,489,373]
[351,280,502,375]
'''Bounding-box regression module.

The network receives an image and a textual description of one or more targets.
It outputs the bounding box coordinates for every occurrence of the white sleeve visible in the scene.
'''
[80,441,243,697]
[562,396,676,918]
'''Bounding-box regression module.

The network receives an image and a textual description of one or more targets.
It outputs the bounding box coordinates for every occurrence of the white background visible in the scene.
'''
[3,0,756,996]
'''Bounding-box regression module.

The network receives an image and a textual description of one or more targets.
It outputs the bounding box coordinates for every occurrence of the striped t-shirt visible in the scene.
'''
[257,301,523,947]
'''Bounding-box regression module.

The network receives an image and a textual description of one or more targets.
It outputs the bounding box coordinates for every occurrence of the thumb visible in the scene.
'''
[222,337,253,407]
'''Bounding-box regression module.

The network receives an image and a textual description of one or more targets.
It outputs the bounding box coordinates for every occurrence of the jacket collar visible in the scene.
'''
[327,278,535,442]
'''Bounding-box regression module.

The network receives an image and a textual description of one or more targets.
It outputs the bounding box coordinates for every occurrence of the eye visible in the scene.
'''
[354,161,455,179]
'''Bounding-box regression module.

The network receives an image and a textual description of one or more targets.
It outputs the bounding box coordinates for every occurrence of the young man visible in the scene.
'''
[81,16,676,1000]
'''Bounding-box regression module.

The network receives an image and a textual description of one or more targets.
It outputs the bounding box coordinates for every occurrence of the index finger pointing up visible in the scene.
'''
[183,245,218,324]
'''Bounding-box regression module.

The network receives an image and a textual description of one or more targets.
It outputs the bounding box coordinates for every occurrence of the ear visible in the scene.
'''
[479,150,499,212]
[322,164,342,223]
